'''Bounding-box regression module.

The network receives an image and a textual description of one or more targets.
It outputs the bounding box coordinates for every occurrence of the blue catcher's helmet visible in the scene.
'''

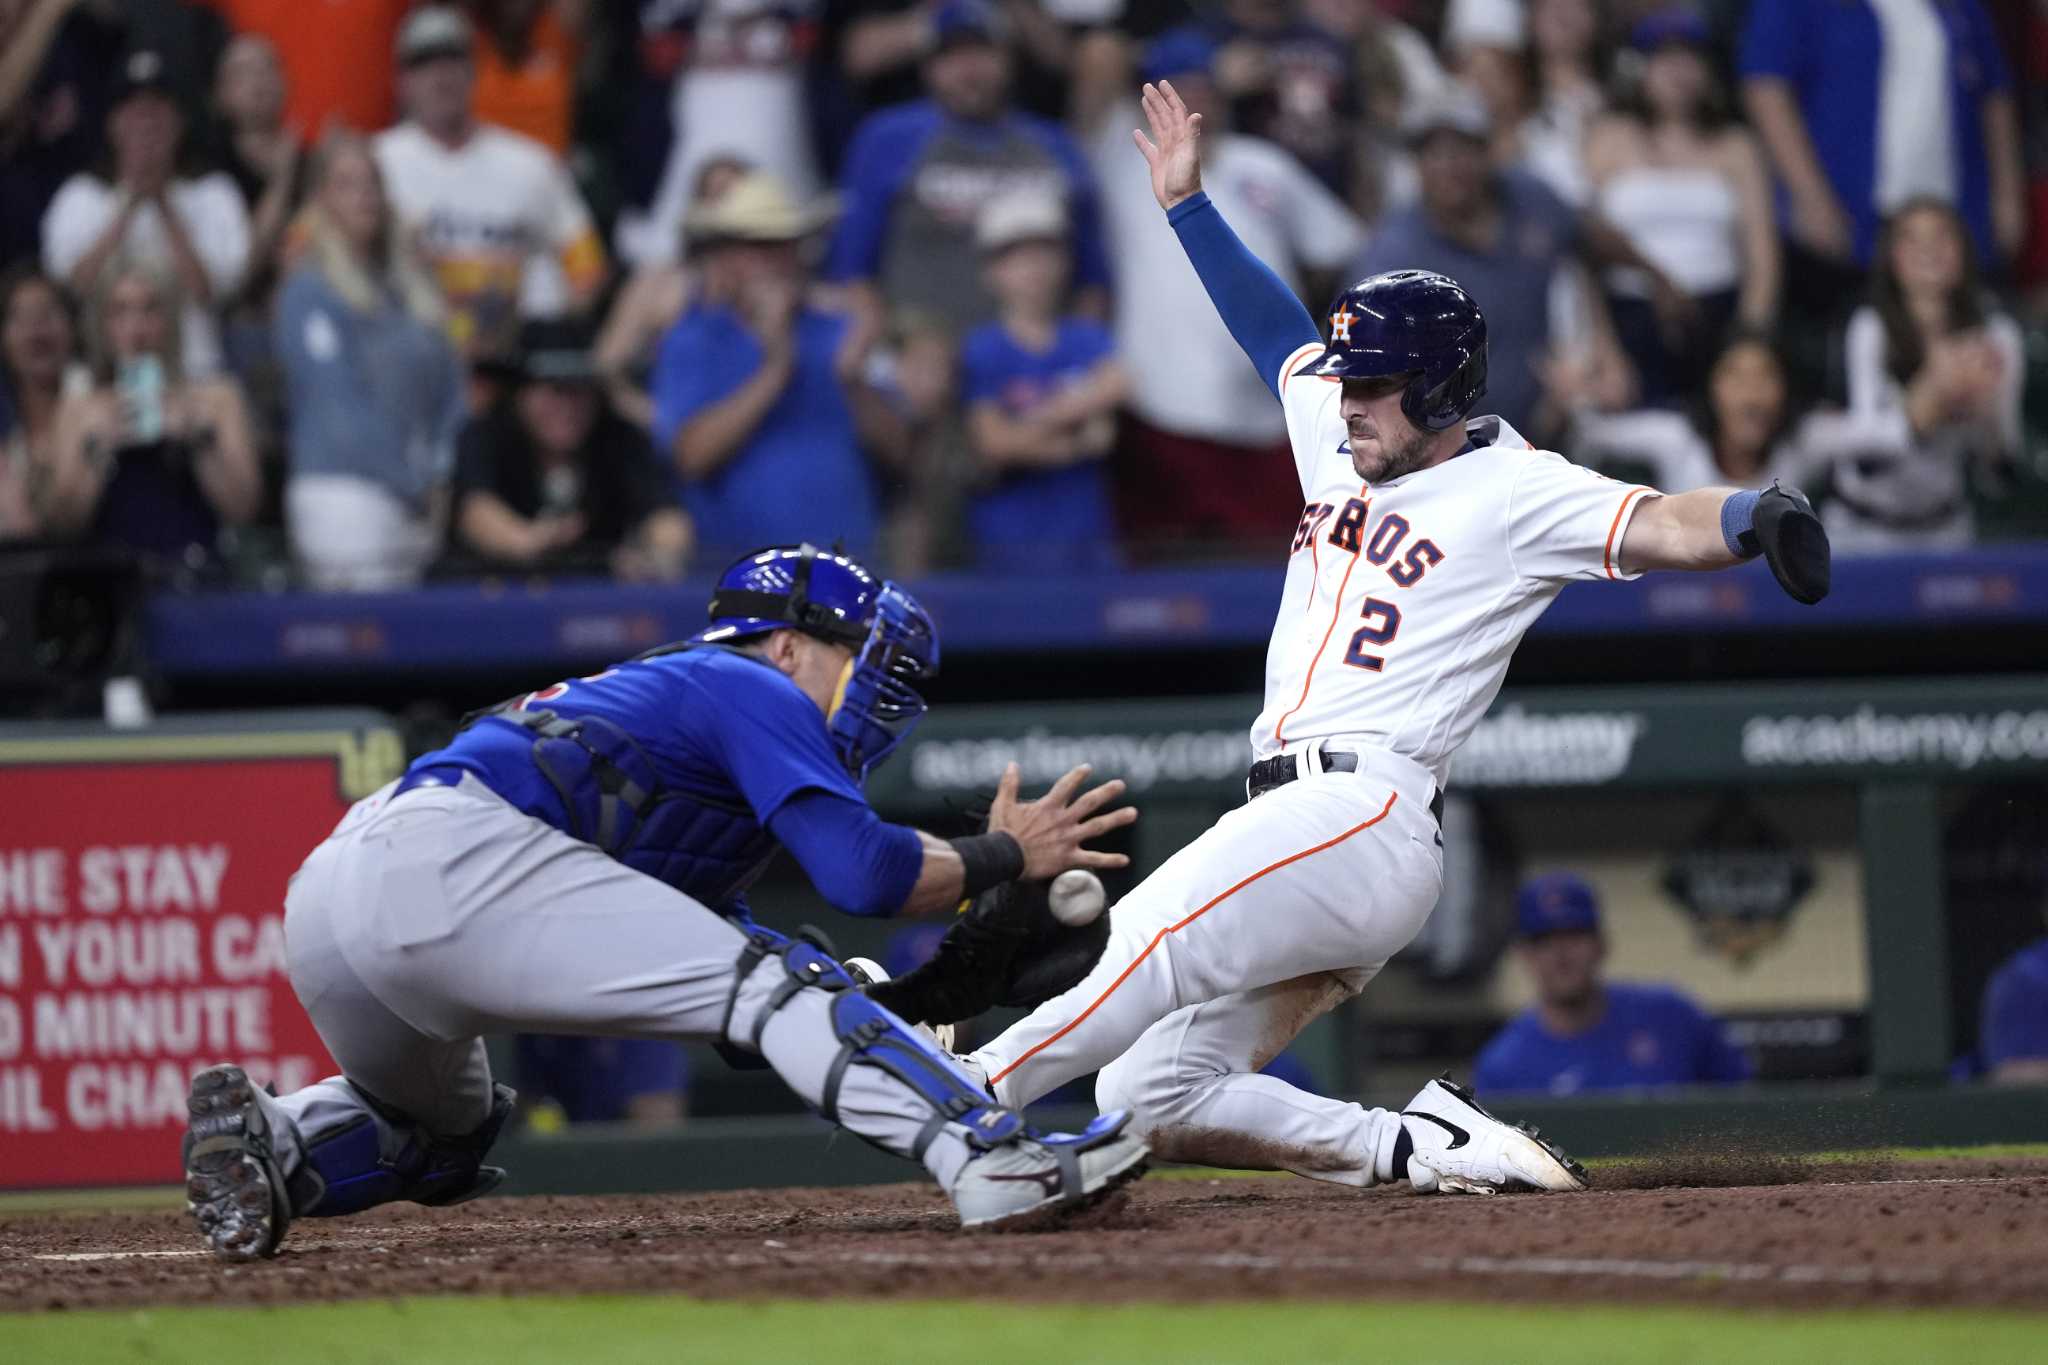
[1297,270,1487,431]
[692,545,938,780]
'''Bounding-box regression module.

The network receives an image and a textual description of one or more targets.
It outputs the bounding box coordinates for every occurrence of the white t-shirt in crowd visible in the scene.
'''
[40,173,252,377]
[617,0,822,268]
[1869,0,1957,211]
[1825,303,2022,548]
[1252,345,1652,784]
[1093,112,1365,446]
[374,122,605,354]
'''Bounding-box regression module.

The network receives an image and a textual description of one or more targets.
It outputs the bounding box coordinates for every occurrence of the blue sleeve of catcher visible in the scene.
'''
[1167,191,1322,400]
[767,788,924,917]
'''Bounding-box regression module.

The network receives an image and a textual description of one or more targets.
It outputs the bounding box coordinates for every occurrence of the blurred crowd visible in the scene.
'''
[3,0,2047,587]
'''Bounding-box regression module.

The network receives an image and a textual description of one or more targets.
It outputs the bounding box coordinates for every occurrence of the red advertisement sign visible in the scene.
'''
[1,757,350,1187]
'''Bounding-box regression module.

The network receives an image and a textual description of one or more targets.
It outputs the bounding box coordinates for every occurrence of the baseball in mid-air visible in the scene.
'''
[1049,869,1107,927]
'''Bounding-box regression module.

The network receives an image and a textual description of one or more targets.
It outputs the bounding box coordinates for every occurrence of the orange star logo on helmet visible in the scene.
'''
[1330,308,1357,343]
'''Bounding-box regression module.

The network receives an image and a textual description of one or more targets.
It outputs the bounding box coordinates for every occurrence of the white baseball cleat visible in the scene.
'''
[1396,1075,1589,1195]
[845,956,957,1052]
[952,1111,1150,1231]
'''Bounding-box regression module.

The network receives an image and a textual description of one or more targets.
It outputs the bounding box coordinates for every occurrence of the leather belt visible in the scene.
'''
[1246,743,1445,825]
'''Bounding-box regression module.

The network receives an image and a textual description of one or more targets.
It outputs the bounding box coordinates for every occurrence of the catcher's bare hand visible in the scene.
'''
[1133,80,1204,212]
[987,762,1136,879]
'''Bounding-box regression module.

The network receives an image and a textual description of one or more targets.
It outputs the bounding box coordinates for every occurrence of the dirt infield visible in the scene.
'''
[5,1156,2046,1315]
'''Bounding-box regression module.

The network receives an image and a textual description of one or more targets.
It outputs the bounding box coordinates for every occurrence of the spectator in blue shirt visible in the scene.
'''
[651,171,911,561]
[959,189,1126,572]
[1738,0,2023,275]
[1473,872,1752,1097]
[825,0,1111,340]
[1982,935,2048,1086]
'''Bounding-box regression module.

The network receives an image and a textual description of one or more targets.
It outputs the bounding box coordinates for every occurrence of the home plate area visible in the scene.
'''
[5,1156,2046,1314]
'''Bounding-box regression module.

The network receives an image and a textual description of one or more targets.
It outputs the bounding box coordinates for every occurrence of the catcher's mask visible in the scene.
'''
[693,544,938,780]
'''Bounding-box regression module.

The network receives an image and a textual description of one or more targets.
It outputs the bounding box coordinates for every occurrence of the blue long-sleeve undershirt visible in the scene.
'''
[1167,191,1323,400]
[767,788,925,917]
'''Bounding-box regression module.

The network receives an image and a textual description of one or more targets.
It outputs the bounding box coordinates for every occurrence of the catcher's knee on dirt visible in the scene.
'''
[723,927,1024,1158]
[288,1078,517,1218]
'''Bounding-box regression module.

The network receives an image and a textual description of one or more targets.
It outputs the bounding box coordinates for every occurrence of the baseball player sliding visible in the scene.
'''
[181,545,1147,1258]
[941,83,1831,1195]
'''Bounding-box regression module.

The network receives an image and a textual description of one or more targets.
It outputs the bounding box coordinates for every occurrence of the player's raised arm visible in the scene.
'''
[1134,81,1320,399]
[1619,482,1831,603]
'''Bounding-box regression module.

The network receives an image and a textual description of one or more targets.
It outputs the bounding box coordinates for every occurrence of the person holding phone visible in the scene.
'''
[41,256,260,566]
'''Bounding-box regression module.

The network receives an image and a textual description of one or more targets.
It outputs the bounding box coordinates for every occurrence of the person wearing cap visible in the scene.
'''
[372,5,605,362]
[40,48,251,379]
[276,131,465,592]
[959,188,1125,571]
[826,0,1111,339]
[1582,6,1779,406]
[651,170,907,561]
[1085,29,1362,556]
[1472,872,1752,1097]
[595,155,755,432]
[1349,83,1657,441]
[452,315,691,580]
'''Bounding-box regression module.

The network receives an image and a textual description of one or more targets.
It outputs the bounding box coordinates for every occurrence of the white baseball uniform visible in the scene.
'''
[965,343,1653,1184]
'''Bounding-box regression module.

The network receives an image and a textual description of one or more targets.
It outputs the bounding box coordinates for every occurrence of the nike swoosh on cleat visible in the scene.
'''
[1401,1110,1471,1150]
[985,1168,1064,1197]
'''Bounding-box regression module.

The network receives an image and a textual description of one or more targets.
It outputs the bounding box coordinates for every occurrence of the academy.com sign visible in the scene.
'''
[1453,706,1647,786]
[1742,705,2048,771]
[908,704,1653,793]
[911,727,1248,792]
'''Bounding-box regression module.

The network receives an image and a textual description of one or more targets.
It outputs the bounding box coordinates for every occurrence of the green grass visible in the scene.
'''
[0,1187,182,1218]
[3,1297,2042,1365]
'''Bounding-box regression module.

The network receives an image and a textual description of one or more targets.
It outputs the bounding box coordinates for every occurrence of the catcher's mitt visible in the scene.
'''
[865,877,1112,1027]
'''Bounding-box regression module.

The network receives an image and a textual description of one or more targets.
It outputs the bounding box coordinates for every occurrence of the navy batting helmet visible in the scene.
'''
[1297,270,1487,431]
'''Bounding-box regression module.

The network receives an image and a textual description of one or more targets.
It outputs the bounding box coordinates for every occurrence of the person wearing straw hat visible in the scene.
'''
[651,170,908,562]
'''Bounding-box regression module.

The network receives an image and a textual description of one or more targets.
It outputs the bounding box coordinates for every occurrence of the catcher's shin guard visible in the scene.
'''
[287,1080,517,1219]
[724,928,1023,1156]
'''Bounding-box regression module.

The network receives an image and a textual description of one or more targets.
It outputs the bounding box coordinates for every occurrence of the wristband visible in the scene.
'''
[949,831,1025,900]
[1720,488,1762,558]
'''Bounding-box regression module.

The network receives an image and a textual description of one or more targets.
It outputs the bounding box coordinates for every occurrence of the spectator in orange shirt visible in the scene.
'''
[202,0,414,136]
[469,0,584,157]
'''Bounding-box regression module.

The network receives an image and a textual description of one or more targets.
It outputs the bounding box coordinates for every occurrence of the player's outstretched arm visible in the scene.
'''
[896,763,1136,917]
[768,764,1135,918]
[1134,81,1319,399]
[1619,483,1831,603]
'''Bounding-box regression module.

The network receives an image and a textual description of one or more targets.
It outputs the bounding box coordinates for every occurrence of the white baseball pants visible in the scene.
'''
[967,748,1444,1185]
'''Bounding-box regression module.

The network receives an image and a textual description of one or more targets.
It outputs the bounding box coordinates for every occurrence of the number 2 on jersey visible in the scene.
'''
[1341,598,1401,672]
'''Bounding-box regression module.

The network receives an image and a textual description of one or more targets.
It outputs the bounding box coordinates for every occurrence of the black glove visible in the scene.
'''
[1745,482,1831,605]
[992,880,1111,1010]
[864,878,1112,1026]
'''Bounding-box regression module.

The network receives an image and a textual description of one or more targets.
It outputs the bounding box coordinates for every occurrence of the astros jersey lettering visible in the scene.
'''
[1251,342,1653,781]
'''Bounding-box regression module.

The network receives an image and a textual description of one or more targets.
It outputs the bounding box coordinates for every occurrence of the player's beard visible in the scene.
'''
[1350,423,1437,483]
